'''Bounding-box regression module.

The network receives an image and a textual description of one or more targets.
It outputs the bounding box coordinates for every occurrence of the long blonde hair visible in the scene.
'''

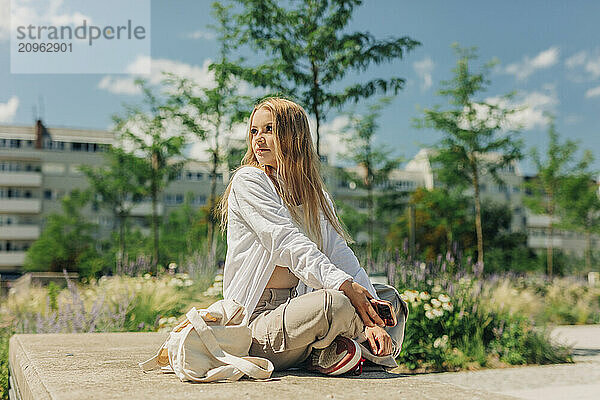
[217,97,354,251]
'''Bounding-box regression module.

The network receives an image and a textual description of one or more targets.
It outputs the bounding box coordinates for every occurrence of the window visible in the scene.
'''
[193,195,206,205]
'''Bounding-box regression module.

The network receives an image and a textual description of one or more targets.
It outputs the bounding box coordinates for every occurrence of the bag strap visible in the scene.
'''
[139,336,170,372]
[185,307,274,381]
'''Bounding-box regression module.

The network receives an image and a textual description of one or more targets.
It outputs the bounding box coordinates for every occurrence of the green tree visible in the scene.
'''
[415,44,523,270]
[558,153,600,271]
[481,201,538,274]
[523,114,583,276]
[337,97,403,261]
[226,0,420,157]
[163,2,251,266]
[160,193,208,265]
[112,79,186,273]
[24,190,101,277]
[80,146,147,270]
[387,187,472,262]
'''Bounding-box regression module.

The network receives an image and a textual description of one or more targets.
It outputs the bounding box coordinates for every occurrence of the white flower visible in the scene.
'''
[419,291,431,301]
[424,303,432,311]
[425,310,435,319]
[431,298,442,308]
[432,308,444,317]
[403,290,419,303]
[434,335,449,349]
[442,302,454,312]
[438,294,451,303]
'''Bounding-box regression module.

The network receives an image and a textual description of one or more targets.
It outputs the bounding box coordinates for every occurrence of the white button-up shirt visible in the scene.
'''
[223,165,378,319]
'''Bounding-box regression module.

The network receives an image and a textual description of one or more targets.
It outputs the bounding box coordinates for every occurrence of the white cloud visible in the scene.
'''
[488,88,558,130]
[413,57,434,91]
[565,49,600,80]
[0,96,19,123]
[186,30,216,40]
[187,122,248,161]
[97,56,215,95]
[311,115,354,166]
[1,0,92,41]
[98,76,141,95]
[456,87,558,132]
[98,55,267,99]
[565,51,587,69]
[503,47,560,80]
[585,85,600,98]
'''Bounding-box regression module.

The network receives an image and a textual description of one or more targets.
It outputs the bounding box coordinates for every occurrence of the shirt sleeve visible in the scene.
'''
[324,192,379,299]
[229,168,352,291]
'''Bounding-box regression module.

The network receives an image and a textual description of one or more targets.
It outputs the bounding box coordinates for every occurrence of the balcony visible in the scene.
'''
[0,199,41,213]
[526,214,558,228]
[527,236,563,249]
[0,251,26,267]
[128,202,164,217]
[0,172,42,187]
[0,225,40,240]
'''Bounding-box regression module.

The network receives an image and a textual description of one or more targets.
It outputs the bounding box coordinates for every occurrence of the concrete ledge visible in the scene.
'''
[9,332,516,400]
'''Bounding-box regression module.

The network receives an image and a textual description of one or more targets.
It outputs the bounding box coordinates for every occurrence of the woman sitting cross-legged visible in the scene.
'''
[217,97,408,376]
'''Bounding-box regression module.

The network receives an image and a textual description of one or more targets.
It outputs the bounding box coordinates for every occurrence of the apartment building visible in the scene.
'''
[0,120,229,276]
[399,149,598,257]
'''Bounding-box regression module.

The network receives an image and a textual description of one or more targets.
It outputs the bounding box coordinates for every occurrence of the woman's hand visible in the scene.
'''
[339,280,385,328]
[365,325,393,356]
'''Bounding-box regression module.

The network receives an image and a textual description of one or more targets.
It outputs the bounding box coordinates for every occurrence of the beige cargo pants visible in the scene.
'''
[248,283,408,371]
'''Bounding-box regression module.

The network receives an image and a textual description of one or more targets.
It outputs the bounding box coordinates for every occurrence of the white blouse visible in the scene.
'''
[223,165,379,320]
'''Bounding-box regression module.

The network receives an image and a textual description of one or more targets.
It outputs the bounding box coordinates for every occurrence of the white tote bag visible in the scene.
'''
[139,299,274,382]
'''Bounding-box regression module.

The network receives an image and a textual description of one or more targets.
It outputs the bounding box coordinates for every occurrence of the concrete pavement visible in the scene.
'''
[8,325,600,400]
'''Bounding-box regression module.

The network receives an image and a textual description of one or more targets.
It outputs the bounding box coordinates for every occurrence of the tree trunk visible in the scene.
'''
[547,189,554,277]
[207,114,222,270]
[586,230,592,270]
[546,229,553,277]
[472,165,484,269]
[151,152,160,274]
[310,61,321,159]
[119,213,126,270]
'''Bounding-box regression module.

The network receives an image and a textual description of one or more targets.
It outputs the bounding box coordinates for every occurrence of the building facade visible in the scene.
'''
[0,121,230,277]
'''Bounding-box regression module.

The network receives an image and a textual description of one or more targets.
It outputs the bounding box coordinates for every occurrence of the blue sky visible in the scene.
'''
[1,0,599,175]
